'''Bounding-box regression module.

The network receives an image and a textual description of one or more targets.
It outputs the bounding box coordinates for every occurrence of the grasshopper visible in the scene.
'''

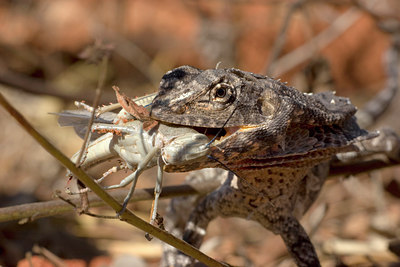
[57,89,210,222]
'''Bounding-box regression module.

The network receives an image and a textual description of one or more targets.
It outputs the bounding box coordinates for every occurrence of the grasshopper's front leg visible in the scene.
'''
[112,147,159,215]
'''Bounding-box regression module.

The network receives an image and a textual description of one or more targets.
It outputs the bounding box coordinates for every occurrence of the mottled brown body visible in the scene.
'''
[174,164,330,267]
[151,66,374,267]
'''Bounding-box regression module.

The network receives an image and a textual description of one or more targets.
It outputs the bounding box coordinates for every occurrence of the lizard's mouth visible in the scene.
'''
[192,127,226,141]
[192,126,242,143]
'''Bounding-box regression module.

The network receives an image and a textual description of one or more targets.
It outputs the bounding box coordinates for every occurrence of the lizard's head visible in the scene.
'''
[150,65,282,130]
[151,66,376,170]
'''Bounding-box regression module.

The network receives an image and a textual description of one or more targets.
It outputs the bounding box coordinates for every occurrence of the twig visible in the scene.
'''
[93,23,164,88]
[114,37,163,88]
[75,55,109,166]
[307,203,329,238]
[329,158,400,177]
[0,65,114,103]
[0,92,227,267]
[0,181,221,223]
[74,53,110,212]
[56,192,125,220]
[25,251,33,267]
[350,0,400,25]
[32,245,66,267]
[263,0,304,75]
[357,33,400,128]
[322,236,390,256]
[270,7,362,77]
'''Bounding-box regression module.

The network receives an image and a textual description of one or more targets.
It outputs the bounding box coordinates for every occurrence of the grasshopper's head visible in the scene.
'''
[161,132,210,165]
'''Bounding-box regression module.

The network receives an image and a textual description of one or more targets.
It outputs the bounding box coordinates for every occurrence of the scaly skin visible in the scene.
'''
[150,66,375,266]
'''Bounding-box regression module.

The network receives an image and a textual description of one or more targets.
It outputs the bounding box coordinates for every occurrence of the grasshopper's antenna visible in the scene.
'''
[206,104,238,148]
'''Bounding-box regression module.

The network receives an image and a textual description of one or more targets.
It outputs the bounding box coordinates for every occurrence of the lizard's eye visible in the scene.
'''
[211,83,234,104]
[215,87,226,98]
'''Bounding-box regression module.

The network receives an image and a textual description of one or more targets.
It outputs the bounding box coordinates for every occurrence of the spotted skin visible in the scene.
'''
[152,66,375,267]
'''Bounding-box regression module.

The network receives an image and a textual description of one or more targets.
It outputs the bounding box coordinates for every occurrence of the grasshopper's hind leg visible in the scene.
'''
[96,162,128,184]
[150,157,164,225]
[145,156,165,240]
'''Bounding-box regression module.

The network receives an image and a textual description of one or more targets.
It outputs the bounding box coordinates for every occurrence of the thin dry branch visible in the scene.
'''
[75,54,109,166]
[270,7,362,77]
[329,158,400,177]
[0,65,114,103]
[357,32,400,128]
[32,245,66,267]
[263,0,304,75]
[0,182,221,223]
[74,51,110,212]
[93,23,164,88]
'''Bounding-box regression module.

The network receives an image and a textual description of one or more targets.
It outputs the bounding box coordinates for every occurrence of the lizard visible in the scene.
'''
[149,65,376,267]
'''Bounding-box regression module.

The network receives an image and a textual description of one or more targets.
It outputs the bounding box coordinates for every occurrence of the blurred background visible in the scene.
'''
[1,0,400,266]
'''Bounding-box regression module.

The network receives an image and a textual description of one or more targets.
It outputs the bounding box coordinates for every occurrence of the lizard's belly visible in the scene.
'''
[235,166,326,220]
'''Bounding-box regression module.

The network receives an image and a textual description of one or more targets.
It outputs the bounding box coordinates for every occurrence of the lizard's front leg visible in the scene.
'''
[160,171,240,267]
[161,168,228,267]
[276,216,320,267]
[182,172,244,248]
